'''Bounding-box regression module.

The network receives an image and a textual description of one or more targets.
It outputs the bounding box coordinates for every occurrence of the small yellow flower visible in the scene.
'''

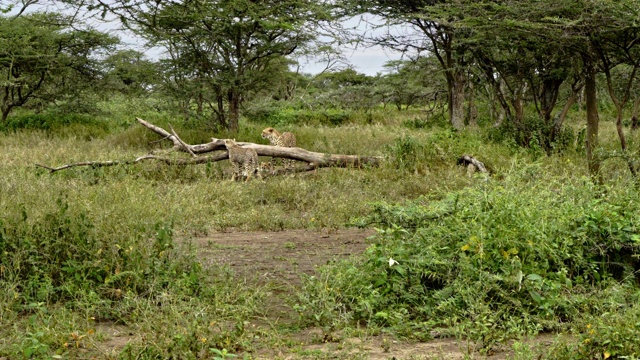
[461,244,470,251]
[200,337,207,343]
[604,351,611,359]
[586,323,592,329]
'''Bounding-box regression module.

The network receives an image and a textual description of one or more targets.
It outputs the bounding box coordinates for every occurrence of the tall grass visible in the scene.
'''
[1,101,638,358]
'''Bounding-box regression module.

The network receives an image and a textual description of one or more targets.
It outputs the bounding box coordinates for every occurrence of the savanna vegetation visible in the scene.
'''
[1,0,640,358]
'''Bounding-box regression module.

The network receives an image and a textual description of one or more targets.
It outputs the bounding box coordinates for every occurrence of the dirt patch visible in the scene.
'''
[192,228,375,287]
[92,323,138,357]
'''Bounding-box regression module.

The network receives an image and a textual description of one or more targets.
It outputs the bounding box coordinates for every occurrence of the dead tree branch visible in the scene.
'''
[36,118,383,173]
[137,117,383,167]
[457,155,489,177]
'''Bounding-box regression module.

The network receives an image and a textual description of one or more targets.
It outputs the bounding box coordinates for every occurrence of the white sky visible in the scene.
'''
[302,45,403,76]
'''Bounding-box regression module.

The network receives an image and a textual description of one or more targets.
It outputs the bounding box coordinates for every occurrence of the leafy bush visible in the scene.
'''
[296,167,640,346]
[243,100,371,127]
[547,298,640,359]
[0,197,206,310]
[402,113,449,129]
[1,113,107,132]
[485,115,576,154]
[384,130,481,174]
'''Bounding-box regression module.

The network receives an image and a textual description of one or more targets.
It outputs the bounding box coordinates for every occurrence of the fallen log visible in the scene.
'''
[137,117,382,168]
[457,155,489,176]
[36,118,383,173]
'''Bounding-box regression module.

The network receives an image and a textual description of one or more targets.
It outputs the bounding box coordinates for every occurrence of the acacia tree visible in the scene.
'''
[0,12,118,121]
[88,0,333,132]
[593,19,640,177]
[432,0,640,177]
[443,1,584,149]
[101,49,159,97]
[343,0,470,130]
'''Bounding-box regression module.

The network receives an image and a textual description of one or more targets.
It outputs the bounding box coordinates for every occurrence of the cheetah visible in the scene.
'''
[223,139,262,182]
[260,161,274,175]
[261,127,297,171]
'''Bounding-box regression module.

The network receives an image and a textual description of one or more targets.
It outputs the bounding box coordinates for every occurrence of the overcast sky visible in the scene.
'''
[302,45,403,76]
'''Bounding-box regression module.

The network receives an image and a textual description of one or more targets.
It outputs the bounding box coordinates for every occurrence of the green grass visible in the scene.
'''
[1,102,639,358]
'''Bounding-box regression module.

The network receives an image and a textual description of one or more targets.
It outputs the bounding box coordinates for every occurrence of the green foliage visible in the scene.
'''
[402,113,449,129]
[298,167,640,347]
[0,197,205,308]
[0,13,119,120]
[485,116,576,154]
[386,136,425,172]
[546,300,640,359]
[243,101,378,127]
[0,113,108,133]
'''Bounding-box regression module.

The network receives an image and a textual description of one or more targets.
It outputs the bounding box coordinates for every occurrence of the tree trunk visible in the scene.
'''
[196,92,204,117]
[513,92,525,128]
[228,89,240,132]
[632,96,640,131]
[1,107,9,122]
[449,71,466,130]
[584,55,601,180]
[466,80,478,126]
[550,88,580,146]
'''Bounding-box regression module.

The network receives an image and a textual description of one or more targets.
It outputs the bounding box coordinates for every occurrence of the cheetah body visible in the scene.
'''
[261,127,297,170]
[224,139,262,181]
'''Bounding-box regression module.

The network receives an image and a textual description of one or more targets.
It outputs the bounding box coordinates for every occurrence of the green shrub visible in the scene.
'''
[0,197,205,310]
[296,167,640,346]
[243,101,362,127]
[546,299,640,359]
[402,113,449,129]
[1,113,107,132]
[484,115,576,154]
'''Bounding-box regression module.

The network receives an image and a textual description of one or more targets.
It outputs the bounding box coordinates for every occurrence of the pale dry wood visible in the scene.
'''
[137,117,383,168]
[36,118,383,173]
[36,160,131,173]
[457,155,488,175]
[35,154,231,173]
[169,124,197,157]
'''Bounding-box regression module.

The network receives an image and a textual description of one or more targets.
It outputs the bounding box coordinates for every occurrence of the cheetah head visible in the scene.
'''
[261,127,275,139]
[223,138,236,148]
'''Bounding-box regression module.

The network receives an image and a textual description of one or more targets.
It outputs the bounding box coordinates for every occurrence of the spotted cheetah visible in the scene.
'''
[223,139,262,182]
[260,161,274,174]
[261,127,297,171]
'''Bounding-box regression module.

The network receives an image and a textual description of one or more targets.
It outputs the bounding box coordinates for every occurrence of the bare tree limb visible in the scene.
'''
[36,160,134,173]
[457,155,489,176]
[137,117,383,167]
[36,117,383,173]
[169,124,197,157]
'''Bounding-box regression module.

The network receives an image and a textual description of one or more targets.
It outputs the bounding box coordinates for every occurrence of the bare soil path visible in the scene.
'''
[194,228,373,286]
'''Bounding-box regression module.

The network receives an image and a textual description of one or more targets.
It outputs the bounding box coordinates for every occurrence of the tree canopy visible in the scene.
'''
[0,12,118,120]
